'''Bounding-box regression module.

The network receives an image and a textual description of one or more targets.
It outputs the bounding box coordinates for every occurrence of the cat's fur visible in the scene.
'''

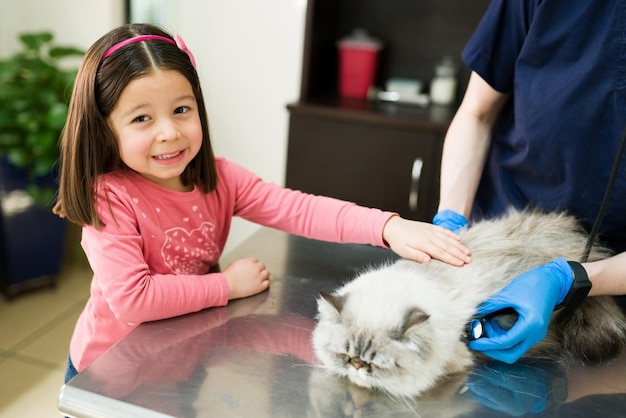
[312,209,626,398]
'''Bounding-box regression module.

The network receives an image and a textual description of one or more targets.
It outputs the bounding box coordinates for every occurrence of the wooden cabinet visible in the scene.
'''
[287,103,455,220]
[285,0,489,221]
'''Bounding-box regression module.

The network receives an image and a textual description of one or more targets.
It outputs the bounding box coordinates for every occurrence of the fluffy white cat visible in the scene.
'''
[312,209,626,397]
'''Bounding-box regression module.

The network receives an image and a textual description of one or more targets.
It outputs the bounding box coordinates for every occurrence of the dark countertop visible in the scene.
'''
[287,99,456,133]
[58,227,626,418]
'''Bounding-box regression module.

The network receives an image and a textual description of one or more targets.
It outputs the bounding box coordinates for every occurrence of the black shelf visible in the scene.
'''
[300,0,491,104]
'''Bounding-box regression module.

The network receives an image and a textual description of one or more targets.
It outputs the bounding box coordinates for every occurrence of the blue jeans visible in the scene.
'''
[64,354,78,384]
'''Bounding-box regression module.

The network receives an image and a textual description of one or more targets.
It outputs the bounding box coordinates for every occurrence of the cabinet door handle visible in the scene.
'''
[408,158,423,212]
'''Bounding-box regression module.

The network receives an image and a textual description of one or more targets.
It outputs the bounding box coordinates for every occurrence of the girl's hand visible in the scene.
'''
[223,257,270,300]
[382,216,471,266]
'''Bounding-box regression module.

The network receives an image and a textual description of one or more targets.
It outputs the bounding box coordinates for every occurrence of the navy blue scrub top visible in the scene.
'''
[462,0,626,252]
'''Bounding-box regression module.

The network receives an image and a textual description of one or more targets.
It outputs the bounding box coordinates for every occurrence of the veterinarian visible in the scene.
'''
[432,0,626,364]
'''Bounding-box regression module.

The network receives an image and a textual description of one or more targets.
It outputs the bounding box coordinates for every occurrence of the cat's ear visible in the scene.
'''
[401,307,430,338]
[317,291,346,321]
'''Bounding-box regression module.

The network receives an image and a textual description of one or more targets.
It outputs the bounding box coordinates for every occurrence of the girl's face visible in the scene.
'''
[108,69,203,191]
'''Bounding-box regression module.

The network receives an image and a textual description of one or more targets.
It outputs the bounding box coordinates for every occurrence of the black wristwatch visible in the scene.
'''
[556,261,592,309]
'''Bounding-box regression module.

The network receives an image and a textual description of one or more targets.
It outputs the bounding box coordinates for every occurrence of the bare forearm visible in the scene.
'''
[438,112,492,217]
[437,72,509,217]
[584,252,626,296]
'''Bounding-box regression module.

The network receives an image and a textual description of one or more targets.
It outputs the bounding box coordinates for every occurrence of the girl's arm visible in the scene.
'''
[83,223,231,324]
[222,159,470,265]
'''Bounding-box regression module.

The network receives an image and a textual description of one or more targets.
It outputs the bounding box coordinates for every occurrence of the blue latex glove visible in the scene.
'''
[432,209,467,233]
[469,258,573,364]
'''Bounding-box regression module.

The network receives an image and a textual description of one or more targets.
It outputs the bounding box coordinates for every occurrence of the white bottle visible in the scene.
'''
[430,56,458,106]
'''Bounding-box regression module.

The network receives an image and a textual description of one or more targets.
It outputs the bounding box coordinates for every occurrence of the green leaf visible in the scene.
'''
[0,31,84,205]
[19,32,53,50]
[49,47,85,58]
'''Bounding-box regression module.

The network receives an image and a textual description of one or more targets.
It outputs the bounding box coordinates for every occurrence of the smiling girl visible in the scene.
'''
[54,23,470,383]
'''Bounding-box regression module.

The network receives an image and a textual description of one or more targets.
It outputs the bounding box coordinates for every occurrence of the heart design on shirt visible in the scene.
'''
[162,222,219,274]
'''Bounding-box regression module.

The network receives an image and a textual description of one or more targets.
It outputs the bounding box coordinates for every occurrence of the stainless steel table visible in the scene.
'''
[58,228,626,417]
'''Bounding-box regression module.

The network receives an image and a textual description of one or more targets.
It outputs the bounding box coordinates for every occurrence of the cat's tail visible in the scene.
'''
[555,296,626,364]
[529,296,626,364]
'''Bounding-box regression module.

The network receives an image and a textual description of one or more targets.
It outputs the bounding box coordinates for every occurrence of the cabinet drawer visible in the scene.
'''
[286,112,443,221]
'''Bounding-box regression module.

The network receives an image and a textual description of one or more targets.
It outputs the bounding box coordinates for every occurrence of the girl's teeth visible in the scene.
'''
[155,151,181,160]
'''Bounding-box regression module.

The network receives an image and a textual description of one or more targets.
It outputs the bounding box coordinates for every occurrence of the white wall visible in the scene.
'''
[179,1,307,254]
[0,0,124,54]
[0,0,307,255]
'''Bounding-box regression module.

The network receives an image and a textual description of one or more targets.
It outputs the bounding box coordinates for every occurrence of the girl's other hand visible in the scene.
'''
[383,216,471,266]
[223,257,270,300]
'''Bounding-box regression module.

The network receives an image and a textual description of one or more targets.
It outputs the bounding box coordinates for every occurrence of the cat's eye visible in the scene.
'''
[338,354,351,364]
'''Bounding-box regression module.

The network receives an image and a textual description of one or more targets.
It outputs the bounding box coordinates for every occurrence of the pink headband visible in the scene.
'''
[101,34,196,67]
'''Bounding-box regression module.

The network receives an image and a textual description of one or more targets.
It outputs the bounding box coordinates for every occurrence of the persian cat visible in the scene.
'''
[312,209,626,398]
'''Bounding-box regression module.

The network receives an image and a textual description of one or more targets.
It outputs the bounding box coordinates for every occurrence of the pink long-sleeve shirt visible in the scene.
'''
[70,157,395,371]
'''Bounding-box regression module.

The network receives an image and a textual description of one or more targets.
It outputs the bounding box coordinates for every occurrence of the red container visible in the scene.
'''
[337,30,382,99]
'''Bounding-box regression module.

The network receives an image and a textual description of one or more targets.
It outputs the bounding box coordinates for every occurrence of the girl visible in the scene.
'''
[54,23,470,383]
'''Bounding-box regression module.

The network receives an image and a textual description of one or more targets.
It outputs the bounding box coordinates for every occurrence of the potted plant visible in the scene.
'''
[0,32,84,298]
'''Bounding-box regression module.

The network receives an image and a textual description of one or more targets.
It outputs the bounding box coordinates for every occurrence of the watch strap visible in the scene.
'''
[556,261,592,309]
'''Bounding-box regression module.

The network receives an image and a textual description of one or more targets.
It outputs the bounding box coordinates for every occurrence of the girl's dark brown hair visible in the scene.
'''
[53,23,217,228]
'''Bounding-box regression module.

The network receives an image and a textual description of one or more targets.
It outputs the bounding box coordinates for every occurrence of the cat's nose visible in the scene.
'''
[350,358,364,369]
[350,358,371,371]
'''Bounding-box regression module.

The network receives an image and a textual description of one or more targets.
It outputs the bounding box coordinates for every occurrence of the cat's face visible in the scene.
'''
[312,290,449,397]
[312,263,475,398]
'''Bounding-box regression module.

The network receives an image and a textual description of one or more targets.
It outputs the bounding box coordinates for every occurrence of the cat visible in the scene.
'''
[311,209,626,398]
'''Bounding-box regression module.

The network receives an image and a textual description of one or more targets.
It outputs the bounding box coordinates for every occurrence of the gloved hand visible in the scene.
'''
[432,209,467,233]
[469,258,573,364]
